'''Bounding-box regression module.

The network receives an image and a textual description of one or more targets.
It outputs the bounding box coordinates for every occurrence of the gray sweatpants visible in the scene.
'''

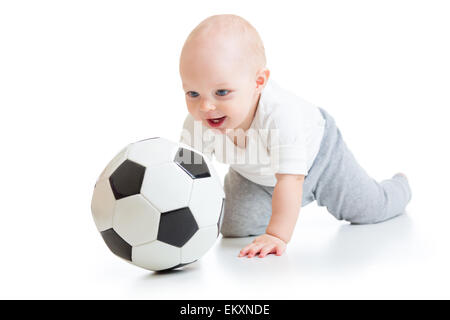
[220,107,412,237]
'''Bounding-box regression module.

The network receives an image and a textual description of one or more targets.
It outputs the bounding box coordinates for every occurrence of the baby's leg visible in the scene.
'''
[312,109,412,224]
[220,168,274,237]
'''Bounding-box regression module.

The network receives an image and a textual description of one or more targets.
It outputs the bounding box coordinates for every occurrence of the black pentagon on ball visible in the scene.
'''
[174,147,210,179]
[100,228,132,261]
[157,207,199,248]
[109,159,146,200]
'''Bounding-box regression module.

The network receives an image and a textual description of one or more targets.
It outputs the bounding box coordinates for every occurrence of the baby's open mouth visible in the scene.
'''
[206,116,227,128]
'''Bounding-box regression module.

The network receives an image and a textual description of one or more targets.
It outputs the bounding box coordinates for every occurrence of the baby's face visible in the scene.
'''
[180,37,263,134]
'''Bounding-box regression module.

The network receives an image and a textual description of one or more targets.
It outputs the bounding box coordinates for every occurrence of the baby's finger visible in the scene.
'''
[259,245,276,258]
[247,244,264,258]
[239,243,255,257]
[275,245,286,256]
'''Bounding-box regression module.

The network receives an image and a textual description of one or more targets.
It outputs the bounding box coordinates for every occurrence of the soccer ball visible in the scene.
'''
[91,137,225,271]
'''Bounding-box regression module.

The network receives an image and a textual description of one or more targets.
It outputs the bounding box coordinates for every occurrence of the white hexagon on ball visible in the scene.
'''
[181,225,218,264]
[113,194,160,246]
[189,177,224,228]
[91,178,116,232]
[127,137,179,167]
[132,240,181,271]
[140,162,193,213]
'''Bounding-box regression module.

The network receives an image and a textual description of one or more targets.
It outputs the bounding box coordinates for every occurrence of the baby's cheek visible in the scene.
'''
[225,108,243,121]
[187,109,201,121]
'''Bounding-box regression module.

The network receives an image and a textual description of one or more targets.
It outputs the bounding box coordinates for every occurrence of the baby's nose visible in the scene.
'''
[199,99,216,111]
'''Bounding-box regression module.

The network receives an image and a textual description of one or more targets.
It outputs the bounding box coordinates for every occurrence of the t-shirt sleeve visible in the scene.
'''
[179,114,195,146]
[267,106,311,176]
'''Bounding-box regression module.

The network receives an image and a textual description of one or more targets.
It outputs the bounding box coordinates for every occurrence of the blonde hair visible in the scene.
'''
[182,14,267,73]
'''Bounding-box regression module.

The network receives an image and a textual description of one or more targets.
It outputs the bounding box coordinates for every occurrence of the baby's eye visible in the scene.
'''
[216,89,229,96]
[186,91,199,98]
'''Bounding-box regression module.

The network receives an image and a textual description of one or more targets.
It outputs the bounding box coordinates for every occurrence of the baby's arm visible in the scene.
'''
[239,174,305,258]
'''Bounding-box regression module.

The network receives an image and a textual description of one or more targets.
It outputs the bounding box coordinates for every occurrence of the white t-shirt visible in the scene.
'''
[179,78,326,187]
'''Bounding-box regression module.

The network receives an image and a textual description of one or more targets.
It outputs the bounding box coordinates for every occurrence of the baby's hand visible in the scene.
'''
[238,233,287,258]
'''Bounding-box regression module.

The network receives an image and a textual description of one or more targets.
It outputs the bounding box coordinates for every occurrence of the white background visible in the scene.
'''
[1,0,449,299]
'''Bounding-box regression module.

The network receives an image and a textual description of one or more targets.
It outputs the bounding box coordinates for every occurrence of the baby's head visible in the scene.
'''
[179,14,270,134]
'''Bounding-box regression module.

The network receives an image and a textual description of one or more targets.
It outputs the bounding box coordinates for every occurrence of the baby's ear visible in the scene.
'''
[256,68,270,88]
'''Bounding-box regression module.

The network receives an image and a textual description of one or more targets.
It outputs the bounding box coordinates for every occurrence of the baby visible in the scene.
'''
[178,14,412,258]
